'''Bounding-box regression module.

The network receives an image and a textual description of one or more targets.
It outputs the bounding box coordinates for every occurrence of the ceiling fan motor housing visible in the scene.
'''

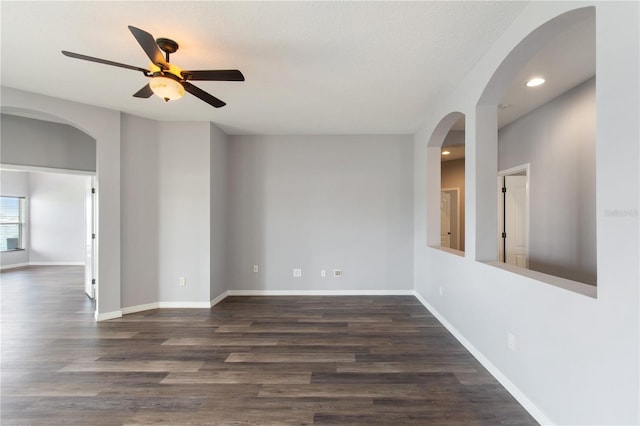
[156,38,179,54]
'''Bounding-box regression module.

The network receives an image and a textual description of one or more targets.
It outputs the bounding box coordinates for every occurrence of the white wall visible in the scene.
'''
[228,135,414,293]
[28,172,86,265]
[0,170,29,267]
[413,3,638,425]
[499,78,596,284]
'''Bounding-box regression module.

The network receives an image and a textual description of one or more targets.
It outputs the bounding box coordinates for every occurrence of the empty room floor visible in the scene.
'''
[1,266,536,425]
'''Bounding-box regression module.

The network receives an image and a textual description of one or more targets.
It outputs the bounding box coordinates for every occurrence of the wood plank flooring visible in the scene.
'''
[1,266,537,425]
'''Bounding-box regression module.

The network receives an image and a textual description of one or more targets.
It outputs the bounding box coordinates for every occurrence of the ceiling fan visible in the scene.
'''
[62,25,244,108]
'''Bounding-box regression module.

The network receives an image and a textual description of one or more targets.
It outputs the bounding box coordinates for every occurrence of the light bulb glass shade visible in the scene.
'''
[442,150,451,155]
[149,76,185,101]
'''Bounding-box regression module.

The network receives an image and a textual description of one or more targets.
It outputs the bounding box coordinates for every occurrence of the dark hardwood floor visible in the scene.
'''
[1,266,537,425]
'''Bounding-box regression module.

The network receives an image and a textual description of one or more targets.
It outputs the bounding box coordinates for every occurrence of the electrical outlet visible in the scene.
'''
[320,269,326,277]
[333,269,342,278]
[508,332,516,352]
[179,276,186,287]
[293,268,302,278]
[253,265,259,273]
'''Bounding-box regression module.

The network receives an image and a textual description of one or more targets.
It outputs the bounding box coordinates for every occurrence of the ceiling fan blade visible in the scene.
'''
[62,51,149,74]
[181,69,245,81]
[133,84,153,98]
[128,25,168,69]
[183,82,226,108]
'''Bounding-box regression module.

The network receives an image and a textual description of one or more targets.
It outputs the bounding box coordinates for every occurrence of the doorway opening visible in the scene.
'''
[0,167,97,308]
[440,188,460,250]
[498,165,529,268]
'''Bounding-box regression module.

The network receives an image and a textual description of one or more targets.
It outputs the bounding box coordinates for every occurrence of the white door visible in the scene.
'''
[504,175,528,268]
[84,177,95,299]
[440,191,451,248]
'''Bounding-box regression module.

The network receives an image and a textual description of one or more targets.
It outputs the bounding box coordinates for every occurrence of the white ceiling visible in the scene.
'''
[1,1,529,135]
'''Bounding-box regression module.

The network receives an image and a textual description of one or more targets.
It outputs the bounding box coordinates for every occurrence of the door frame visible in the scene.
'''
[441,187,461,251]
[85,176,96,299]
[498,164,530,265]
[0,164,98,315]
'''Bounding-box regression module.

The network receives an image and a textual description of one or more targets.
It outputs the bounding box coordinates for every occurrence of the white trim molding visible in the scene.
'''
[29,262,85,266]
[227,289,415,296]
[0,163,96,176]
[157,301,211,309]
[210,291,230,307]
[0,262,29,270]
[121,294,231,317]
[121,302,160,315]
[412,291,553,426]
[95,310,122,322]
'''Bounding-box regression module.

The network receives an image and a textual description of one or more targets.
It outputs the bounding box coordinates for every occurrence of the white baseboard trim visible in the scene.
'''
[0,262,29,270]
[210,291,230,307]
[29,262,85,266]
[120,290,413,316]
[121,296,231,316]
[227,289,415,296]
[412,291,552,426]
[95,310,122,321]
[157,301,211,309]
[121,302,160,315]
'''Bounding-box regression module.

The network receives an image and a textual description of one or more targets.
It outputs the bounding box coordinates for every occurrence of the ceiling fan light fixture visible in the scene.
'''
[149,75,185,101]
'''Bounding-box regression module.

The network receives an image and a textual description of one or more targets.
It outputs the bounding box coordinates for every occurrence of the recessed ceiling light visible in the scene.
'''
[442,150,451,156]
[526,77,545,87]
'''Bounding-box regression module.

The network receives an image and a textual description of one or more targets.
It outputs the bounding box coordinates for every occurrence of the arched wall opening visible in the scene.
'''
[426,112,465,253]
[475,6,596,287]
[1,87,122,319]
[0,108,100,317]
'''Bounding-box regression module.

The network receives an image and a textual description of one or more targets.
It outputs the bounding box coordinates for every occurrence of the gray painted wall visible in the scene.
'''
[0,170,29,267]
[120,113,160,307]
[121,117,221,308]
[210,123,229,301]
[442,130,465,147]
[498,77,596,284]
[1,114,96,172]
[228,135,414,292]
[157,122,211,303]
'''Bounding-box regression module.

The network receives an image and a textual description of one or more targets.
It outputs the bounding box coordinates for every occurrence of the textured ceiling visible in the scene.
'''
[1,1,528,135]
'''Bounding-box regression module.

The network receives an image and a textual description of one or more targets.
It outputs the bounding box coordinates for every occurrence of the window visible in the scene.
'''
[0,196,26,251]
